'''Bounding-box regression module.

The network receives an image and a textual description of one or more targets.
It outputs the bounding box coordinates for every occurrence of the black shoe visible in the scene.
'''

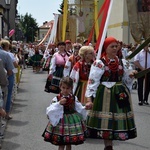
[143,101,149,105]
[138,101,143,106]
[0,133,4,139]
[104,146,113,150]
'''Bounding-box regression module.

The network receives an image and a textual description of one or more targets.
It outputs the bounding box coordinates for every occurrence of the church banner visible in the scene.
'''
[126,0,150,43]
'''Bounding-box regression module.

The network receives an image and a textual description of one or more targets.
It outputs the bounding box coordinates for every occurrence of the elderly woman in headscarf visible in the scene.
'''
[70,45,95,105]
[85,37,137,150]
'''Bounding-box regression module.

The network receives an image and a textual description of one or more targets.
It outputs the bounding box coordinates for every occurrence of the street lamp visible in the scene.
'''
[5,0,11,37]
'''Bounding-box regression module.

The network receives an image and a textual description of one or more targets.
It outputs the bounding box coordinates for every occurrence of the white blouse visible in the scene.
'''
[46,96,87,126]
[85,59,134,98]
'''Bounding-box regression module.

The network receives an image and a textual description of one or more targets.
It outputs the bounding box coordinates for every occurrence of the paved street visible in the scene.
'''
[1,68,150,150]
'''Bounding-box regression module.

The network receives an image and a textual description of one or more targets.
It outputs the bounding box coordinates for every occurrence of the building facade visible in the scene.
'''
[107,0,134,44]
[38,20,54,43]
[0,0,18,39]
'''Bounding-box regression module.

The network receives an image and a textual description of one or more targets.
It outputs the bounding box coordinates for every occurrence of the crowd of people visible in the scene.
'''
[0,36,150,150]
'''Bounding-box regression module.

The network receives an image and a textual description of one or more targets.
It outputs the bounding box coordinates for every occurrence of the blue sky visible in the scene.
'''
[17,0,63,26]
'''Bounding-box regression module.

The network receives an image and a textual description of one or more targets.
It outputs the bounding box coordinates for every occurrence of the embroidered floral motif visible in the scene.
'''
[64,136,70,143]
[79,135,84,141]
[45,132,50,139]
[88,78,94,84]
[119,92,127,100]
[114,132,128,140]
[93,61,103,69]
[72,136,78,142]
[102,131,112,139]
[52,135,58,141]
[118,133,128,140]
[95,131,129,140]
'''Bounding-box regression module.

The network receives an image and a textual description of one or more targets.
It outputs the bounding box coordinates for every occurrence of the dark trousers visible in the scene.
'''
[137,72,150,102]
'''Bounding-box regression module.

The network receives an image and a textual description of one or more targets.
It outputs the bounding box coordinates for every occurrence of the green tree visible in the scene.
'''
[58,0,64,14]
[57,0,76,15]
[19,13,38,43]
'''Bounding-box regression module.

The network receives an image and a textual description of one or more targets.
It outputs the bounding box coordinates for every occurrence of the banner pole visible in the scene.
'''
[96,0,114,59]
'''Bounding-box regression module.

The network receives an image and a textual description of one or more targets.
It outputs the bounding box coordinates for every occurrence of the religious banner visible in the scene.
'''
[126,0,150,43]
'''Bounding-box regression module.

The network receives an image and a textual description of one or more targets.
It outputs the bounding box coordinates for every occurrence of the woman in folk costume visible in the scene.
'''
[30,46,43,72]
[42,77,87,150]
[63,43,82,77]
[70,46,95,105]
[42,43,56,73]
[85,37,137,150]
[45,42,69,94]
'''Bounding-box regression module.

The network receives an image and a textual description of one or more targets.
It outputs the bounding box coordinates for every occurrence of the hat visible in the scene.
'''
[65,40,71,44]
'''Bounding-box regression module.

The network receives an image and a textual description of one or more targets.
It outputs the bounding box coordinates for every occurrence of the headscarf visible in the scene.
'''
[101,36,118,57]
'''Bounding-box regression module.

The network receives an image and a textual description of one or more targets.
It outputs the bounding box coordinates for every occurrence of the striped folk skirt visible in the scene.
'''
[75,80,88,105]
[42,112,87,145]
[86,83,137,140]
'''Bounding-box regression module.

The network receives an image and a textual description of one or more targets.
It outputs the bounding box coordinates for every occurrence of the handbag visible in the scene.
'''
[44,78,60,94]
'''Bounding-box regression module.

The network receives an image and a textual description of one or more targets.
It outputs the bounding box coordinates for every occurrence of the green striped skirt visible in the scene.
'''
[86,83,137,140]
[42,112,87,145]
[75,80,88,105]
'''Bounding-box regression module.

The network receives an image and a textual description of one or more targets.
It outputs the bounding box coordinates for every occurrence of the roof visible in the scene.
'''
[39,20,54,29]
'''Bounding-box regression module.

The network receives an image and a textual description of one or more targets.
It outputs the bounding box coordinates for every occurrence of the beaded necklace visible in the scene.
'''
[104,56,119,72]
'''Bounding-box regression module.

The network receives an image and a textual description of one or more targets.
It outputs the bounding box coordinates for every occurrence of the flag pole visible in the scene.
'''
[94,0,99,40]
[96,0,114,59]
[62,0,68,41]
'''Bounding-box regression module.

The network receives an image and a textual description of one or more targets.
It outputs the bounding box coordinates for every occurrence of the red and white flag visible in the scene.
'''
[87,0,114,59]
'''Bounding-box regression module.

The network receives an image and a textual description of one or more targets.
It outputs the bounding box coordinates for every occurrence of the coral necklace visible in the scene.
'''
[105,56,119,72]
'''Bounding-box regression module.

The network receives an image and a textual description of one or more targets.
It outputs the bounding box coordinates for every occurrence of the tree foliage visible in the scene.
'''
[58,0,64,14]
[57,0,76,15]
[19,13,38,43]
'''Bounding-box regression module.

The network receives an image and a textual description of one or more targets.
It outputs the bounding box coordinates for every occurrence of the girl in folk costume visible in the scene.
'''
[64,43,82,77]
[85,37,137,150]
[45,42,69,94]
[42,76,87,150]
[70,46,95,105]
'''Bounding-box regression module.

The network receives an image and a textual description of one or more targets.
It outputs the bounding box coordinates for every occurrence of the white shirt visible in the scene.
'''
[134,49,150,68]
